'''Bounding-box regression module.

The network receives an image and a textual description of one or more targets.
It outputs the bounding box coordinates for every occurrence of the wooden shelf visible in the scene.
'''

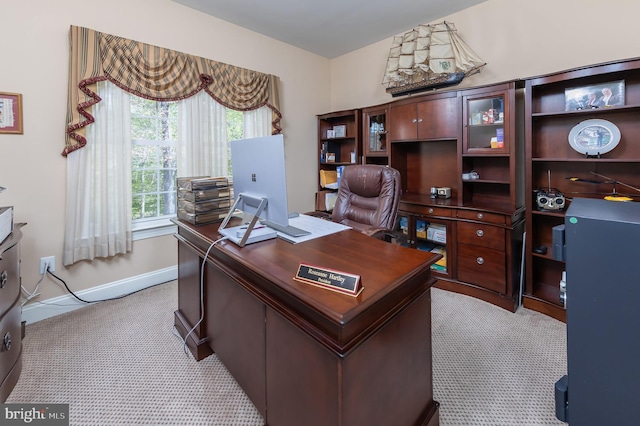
[524,57,640,321]
[317,109,362,195]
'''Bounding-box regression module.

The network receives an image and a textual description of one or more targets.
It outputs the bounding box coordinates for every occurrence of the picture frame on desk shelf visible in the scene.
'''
[326,129,335,138]
[0,92,23,134]
[326,152,336,162]
[333,124,346,138]
[565,80,625,111]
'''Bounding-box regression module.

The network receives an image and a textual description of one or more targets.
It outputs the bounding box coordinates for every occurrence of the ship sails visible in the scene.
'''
[383,22,486,97]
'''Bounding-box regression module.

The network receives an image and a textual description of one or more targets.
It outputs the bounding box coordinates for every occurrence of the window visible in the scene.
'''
[131,98,178,224]
[130,95,249,239]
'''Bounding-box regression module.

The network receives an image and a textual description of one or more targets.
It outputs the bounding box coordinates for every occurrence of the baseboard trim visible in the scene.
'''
[21,266,178,324]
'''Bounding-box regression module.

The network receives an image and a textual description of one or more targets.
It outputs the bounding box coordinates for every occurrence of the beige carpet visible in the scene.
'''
[7,281,567,425]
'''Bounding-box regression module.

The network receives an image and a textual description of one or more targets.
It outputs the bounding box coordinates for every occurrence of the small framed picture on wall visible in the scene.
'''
[0,92,23,134]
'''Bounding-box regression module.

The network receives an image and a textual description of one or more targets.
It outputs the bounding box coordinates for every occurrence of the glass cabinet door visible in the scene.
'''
[463,92,509,154]
[363,108,387,156]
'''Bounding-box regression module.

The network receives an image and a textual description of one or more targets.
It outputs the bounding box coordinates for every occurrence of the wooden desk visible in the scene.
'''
[172,219,440,426]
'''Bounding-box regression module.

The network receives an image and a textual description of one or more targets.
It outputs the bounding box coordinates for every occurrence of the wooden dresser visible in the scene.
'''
[0,223,25,402]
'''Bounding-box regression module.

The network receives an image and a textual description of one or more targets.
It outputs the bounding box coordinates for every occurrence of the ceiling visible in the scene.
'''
[171,0,487,58]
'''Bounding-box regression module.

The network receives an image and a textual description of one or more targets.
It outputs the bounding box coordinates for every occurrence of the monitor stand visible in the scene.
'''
[218,193,277,247]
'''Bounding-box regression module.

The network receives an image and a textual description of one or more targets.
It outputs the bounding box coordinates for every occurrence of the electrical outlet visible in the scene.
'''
[40,256,56,274]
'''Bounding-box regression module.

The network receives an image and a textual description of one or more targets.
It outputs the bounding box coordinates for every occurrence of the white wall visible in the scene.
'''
[330,0,640,111]
[0,0,330,306]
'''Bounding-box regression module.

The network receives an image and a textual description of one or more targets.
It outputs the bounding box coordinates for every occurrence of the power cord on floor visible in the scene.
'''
[45,269,171,304]
[21,260,173,306]
[172,236,228,355]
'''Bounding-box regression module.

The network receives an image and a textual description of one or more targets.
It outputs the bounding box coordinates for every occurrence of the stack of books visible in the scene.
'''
[177,176,233,225]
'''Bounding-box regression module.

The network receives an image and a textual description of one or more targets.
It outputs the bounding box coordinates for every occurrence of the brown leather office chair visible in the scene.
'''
[330,165,402,240]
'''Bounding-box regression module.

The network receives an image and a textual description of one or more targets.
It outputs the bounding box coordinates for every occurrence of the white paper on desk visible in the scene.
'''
[277,214,351,244]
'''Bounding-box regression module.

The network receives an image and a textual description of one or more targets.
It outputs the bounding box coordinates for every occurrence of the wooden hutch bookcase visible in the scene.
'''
[523,57,640,321]
[317,109,361,183]
[388,82,525,311]
[314,81,518,311]
[316,109,362,211]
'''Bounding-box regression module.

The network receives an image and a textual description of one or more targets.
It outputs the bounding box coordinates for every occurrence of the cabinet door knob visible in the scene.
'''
[476,229,484,237]
[0,271,7,288]
[412,118,418,123]
[3,332,11,351]
[477,213,484,219]
[476,257,485,265]
[428,208,434,214]
[417,118,423,123]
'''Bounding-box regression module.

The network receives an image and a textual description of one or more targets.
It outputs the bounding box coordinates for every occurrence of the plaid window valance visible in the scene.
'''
[64,25,282,156]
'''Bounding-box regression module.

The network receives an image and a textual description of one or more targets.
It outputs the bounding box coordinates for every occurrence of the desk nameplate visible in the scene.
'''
[295,263,362,296]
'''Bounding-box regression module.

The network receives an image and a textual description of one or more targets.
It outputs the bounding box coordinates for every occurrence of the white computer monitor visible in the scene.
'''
[218,134,290,246]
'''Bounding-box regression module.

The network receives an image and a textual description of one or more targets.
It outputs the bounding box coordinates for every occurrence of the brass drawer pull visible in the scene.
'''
[0,270,7,288]
[477,213,484,219]
[3,332,11,351]
[476,230,484,237]
[428,208,434,214]
[476,257,485,265]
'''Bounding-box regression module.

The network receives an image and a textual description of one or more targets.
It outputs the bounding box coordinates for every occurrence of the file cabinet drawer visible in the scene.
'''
[457,222,505,251]
[457,243,506,294]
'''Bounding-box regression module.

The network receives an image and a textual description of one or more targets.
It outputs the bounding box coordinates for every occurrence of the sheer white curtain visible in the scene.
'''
[243,106,272,139]
[63,81,132,266]
[177,90,228,177]
[177,92,272,177]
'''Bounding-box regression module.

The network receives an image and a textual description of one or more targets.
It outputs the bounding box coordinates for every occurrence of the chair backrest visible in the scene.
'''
[331,165,401,235]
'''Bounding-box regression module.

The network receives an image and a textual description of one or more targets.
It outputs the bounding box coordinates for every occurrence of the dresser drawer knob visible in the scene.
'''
[428,208,434,214]
[476,257,485,265]
[0,271,7,288]
[3,332,11,351]
[476,230,484,237]
[477,213,484,219]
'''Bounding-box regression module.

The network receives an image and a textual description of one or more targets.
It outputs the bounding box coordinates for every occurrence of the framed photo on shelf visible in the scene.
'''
[0,92,23,134]
[333,124,346,138]
[564,80,625,111]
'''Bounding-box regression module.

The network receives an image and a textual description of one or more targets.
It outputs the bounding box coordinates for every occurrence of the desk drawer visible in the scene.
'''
[0,303,21,385]
[0,244,19,315]
[457,222,505,251]
[456,210,505,225]
[399,204,452,218]
[457,243,506,294]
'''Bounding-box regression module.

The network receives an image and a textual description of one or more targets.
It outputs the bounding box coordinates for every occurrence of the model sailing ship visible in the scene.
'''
[382,21,486,97]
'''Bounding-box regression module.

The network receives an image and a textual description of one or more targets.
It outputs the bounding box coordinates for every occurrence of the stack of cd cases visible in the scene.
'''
[176,176,233,225]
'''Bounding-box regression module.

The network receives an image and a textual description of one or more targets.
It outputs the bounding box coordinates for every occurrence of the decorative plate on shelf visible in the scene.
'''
[568,119,620,155]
